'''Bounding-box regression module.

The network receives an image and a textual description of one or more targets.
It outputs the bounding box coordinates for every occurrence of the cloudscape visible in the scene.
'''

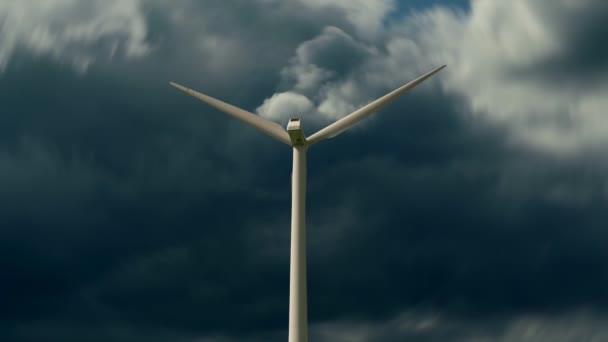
[1,0,607,341]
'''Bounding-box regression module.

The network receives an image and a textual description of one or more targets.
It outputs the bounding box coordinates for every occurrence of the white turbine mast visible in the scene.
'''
[170,64,445,342]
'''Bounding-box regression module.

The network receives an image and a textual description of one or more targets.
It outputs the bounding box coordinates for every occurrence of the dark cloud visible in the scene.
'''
[510,0,608,84]
[303,95,608,320]
[1,0,608,341]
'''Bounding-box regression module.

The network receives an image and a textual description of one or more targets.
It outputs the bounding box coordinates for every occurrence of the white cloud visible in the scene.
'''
[258,24,440,126]
[403,0,608,155]
[259,0,608,156]
[0,0,149,72]
[256,91,314,123]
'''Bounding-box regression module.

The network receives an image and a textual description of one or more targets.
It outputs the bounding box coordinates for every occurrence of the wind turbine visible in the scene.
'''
[170,64,445,342]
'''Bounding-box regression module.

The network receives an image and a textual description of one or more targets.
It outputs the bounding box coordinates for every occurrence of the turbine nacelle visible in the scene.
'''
[287,118,307,147]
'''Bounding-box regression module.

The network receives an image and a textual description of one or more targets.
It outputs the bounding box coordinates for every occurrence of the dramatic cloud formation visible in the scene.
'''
[1,0,608,341]
[258,0,608,155]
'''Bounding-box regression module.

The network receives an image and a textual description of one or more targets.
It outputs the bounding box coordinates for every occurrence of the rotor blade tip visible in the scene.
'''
[169,82,189,93]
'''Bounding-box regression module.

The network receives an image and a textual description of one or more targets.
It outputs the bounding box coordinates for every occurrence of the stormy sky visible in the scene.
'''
[1,0,608,341]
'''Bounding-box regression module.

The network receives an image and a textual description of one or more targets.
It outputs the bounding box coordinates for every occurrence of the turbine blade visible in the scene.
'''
[170,82,292,146]
[306,65,446,145]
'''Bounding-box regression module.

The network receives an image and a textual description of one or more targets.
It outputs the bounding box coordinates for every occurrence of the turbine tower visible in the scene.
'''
[170,65,445,342]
